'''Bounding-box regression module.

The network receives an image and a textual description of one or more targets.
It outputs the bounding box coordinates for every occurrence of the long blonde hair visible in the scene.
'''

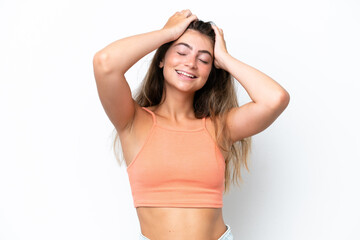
[113,20,251,194]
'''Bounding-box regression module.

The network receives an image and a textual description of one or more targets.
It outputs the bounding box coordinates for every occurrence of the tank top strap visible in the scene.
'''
[202,116,207,129]
[141,106,157,125]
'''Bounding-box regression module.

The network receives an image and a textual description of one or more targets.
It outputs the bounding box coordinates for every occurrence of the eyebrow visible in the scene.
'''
[174,42,213,58]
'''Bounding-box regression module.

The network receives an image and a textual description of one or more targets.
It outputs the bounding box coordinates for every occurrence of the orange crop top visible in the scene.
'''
[126,107,225,208]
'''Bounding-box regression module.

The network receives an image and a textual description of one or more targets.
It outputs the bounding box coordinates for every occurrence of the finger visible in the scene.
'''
[183,9,193,17]
[211,24,221,35]
[181,9,189,14]
[209,21,216,27]
[187,14,197,22]
[213,25,224,37]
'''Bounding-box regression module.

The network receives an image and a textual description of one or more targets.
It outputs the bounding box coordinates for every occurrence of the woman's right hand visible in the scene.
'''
[162,9,198,41]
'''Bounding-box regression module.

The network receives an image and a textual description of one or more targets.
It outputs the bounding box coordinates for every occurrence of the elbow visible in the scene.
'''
[266,89,290,111]
[275,89,290,110]
[93,51,114,74]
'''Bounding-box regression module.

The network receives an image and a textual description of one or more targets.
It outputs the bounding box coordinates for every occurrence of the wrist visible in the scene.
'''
[159,28,177,42]
[216,52,231,71]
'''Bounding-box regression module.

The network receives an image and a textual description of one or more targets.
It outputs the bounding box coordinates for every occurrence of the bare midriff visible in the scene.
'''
[136,207,227,240]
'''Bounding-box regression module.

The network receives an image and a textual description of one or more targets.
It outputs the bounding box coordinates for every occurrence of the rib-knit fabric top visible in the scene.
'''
[126,107,225,208]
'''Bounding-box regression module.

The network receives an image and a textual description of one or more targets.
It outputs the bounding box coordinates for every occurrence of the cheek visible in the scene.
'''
[162,65,176,82]
[164,51,181,66]
[200,66,212,79]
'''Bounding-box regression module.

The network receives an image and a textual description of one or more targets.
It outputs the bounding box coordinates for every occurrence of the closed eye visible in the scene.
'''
[177,51,209,64]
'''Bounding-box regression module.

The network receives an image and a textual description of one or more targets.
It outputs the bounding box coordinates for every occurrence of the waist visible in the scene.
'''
[136,207,226,239]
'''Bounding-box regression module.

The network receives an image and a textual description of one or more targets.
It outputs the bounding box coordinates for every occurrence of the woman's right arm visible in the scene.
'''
[92,10,197,132]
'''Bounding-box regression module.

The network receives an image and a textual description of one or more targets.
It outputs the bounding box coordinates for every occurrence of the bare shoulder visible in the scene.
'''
[117,104,155,166]
[117,103,153,136]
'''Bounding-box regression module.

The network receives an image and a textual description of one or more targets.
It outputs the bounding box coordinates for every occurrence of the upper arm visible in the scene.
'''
[93,52,137,131]
[226,93,290,143]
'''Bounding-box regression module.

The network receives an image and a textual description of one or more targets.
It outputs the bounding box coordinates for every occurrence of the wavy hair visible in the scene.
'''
[113,20,251,194]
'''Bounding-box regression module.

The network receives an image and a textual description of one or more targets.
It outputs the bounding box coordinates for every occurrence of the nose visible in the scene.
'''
[185,55,197,69]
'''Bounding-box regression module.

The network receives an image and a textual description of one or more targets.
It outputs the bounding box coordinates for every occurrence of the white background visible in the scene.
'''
[1,0,359,239]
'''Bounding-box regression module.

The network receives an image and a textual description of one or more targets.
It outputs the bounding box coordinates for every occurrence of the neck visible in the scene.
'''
[155,86,196,121]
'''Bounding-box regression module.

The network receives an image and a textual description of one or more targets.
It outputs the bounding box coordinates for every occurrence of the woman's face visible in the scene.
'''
[160,29,214,93]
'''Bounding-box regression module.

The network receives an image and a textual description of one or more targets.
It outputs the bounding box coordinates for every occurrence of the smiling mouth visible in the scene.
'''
[176,70,197,79]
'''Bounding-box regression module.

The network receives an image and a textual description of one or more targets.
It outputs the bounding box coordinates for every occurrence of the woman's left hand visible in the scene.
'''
[211,24,229,69]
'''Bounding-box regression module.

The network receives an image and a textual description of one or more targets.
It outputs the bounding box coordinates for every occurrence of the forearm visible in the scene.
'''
[220,53,290,107]
[94,29,173,74]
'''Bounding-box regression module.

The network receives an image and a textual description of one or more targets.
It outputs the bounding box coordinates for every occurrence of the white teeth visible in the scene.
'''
[176,70,195,78]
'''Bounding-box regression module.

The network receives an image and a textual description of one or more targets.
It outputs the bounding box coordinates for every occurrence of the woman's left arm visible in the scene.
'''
[211,25,290,143]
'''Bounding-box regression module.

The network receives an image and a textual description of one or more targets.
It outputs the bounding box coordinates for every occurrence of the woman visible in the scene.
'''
[93,9,289,240]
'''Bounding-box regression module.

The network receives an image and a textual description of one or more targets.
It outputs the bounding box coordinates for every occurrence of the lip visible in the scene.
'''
[175,69,198,79]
